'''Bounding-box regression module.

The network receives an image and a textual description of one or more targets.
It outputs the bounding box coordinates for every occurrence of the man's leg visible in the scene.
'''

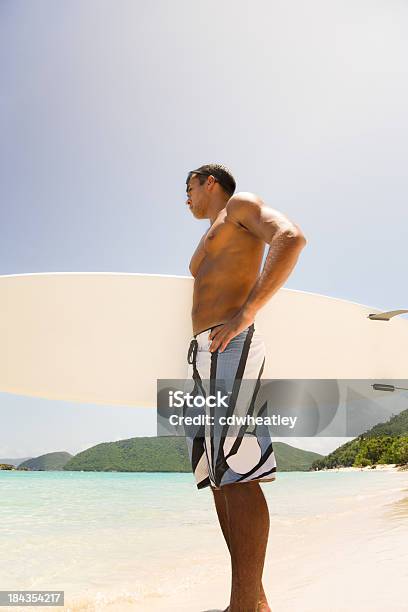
[211,483,271,612]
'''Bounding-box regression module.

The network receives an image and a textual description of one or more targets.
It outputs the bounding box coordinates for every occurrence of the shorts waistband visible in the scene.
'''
[193,323,225,339]
[188,322,257,366]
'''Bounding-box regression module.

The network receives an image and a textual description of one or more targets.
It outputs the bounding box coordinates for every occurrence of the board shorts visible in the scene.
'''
[185,323,277,490]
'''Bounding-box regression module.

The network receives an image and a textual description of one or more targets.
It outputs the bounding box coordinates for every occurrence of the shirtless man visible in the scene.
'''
[185,164,306,612]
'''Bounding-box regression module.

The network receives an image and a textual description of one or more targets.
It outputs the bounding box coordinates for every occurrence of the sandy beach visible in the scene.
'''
[1,470,408,612]
[320,463,408,473]
[125,473,408,612]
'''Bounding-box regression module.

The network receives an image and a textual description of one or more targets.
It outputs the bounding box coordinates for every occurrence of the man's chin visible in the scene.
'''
[191,209,203,219]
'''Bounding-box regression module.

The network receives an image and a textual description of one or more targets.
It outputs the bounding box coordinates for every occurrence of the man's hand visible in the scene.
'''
[208,309,255,353]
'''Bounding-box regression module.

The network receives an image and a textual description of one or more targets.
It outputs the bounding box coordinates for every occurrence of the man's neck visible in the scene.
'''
[207,196,230,224]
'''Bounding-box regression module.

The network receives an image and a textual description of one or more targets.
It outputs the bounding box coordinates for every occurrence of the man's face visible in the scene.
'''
[186,175,208,219]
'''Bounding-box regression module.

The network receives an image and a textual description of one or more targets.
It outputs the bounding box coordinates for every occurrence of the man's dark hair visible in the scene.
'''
[187,164,236,197]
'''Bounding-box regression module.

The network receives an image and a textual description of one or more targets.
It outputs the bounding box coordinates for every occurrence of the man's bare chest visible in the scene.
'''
[190,215,259,277]
[203,215,241,253]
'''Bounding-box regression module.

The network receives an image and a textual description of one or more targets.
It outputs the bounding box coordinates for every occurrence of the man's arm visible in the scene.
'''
[209,192,307,352]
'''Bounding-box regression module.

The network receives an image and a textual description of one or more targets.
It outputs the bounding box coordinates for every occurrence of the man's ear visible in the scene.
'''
[206,175,216,190]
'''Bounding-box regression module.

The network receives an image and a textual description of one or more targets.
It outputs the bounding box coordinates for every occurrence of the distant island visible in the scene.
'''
[64,437,322,472]
[1,438,322,473]
[19,452,73,471]
[0,457,32,467]
[4,407,408,473]
[0,452,74,471]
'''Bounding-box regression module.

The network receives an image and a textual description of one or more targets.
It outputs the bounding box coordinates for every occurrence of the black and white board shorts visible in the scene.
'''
[185,323,277,490]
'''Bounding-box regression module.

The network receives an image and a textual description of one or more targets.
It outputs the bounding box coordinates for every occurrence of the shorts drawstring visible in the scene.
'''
[187,338,198,365]
[187,338,203,388]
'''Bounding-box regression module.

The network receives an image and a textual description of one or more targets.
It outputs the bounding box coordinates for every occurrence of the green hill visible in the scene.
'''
[65,437,190,472]
[364,407,408,437]
[64,436,322,472]
[312,408,408,469]
[19,452,73,471]
[273,442,322,471]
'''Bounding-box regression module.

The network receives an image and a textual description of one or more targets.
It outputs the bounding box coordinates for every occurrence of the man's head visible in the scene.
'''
[186,164,236,219]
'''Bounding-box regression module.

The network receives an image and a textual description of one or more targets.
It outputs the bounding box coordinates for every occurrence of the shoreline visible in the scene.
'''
[316,463,408,473]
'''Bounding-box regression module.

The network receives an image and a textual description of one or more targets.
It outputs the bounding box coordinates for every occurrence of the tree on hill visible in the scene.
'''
[311,407,408,469]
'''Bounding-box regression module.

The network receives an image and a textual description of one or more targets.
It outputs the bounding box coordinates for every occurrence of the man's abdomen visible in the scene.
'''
[192,262,261,335]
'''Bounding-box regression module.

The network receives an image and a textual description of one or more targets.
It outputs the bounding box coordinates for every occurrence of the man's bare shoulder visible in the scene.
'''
[226,192,306,244]
[226,192,263,223]
[227,191,263,209]
[226,192,282,226]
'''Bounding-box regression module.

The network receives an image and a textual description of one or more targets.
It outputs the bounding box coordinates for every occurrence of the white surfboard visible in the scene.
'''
[1,272,407,407]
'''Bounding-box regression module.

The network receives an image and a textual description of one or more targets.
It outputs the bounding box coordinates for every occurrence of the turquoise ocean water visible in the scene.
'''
[1,470,408,611]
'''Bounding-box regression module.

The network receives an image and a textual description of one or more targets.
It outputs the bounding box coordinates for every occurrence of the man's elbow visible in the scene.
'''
[294,230,307,249]
[282,227,307,250]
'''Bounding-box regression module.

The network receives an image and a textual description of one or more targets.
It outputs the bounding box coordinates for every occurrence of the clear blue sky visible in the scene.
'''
[1,0,407,458]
